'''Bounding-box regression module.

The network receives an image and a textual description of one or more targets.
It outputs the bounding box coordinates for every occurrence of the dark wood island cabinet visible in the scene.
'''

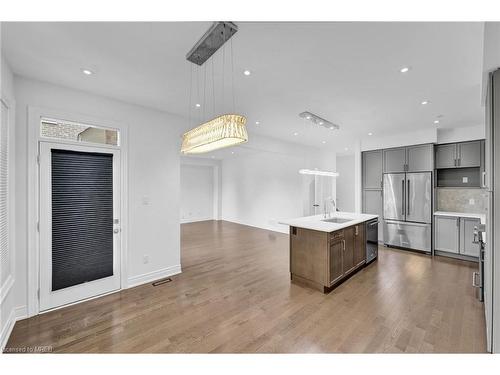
[290,223,368,293]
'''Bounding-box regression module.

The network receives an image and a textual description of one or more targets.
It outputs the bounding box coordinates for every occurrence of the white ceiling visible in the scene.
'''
[2,22,485,152]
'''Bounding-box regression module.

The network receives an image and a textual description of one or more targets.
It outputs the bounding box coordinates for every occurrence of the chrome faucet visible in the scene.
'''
[323,197,336,218]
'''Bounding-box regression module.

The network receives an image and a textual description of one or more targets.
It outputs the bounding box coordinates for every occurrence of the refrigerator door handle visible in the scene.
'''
[401,179,405,216]
[407,179,410,216]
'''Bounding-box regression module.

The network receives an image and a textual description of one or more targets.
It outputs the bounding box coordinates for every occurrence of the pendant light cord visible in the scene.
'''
[187,63,193,129]
[230,37,235,114]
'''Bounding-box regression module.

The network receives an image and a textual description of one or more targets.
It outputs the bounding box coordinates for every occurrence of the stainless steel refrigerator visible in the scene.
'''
[383,172,432,252]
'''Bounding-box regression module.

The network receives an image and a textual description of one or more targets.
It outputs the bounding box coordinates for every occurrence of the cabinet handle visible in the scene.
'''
[355,226,358,236]
[482,172,487,188]
[342,239,346,251]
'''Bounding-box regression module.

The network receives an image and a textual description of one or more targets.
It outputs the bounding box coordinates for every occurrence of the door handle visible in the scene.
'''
[401,179,405,216]
[472,272,480,288]
[407,179,410,215]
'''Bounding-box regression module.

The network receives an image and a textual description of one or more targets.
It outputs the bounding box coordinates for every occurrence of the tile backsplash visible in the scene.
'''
[436,188,488,214]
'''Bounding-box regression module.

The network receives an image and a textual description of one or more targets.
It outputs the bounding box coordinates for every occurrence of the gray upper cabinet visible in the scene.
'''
[460,218,481,257]
[406,144,434,172]
[435,144,457,169]
[458,141,481,168]
[435,141,482,169]
[435,216,460,254]
[383,147,406,173]
[362,150,383,189]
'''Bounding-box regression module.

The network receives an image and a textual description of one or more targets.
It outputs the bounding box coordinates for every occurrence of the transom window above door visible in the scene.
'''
[40,118,120,146]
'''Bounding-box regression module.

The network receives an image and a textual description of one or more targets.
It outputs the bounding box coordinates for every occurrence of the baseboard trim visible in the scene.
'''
[15,305,28,321]
[220,218,289,234]
[1,310,14,351]
[180,217,214,224]
[127,265,182,288]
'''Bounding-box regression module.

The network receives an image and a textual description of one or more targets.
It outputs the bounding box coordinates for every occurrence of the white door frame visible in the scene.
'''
[27,106,129,316]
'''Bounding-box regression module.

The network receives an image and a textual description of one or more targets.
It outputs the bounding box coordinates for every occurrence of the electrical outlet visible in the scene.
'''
[462,177,468,184]
[143,255,149,264]
[469,198,475,205]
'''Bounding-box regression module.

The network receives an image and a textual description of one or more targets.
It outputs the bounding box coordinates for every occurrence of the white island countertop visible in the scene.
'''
[434,211,486,224]
[279,212,378,233]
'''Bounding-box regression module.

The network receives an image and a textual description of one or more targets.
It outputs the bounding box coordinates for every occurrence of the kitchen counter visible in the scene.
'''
[434,211,486,224]
[279,212,378,232]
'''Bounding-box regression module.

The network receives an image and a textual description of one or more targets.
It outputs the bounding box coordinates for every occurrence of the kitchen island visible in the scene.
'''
[280,212,378,293]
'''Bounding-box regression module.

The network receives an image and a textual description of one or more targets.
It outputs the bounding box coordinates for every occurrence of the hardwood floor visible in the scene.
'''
[5,220,486,353]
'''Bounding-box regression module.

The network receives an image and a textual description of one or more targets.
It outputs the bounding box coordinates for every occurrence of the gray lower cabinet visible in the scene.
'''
[460,218,481,257]
[435,216,460,254]
[434,215,481,257]
[383,147,406,173]
[362,150,383,189]
[362,189,383,240]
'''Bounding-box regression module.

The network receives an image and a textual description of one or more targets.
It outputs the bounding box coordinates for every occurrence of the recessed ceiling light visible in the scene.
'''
[243,70,251,76]
[322,141,326,144]
[231,151,234,154]
[330,126,335,130]
[305,115,311,120]
[368,132,373,136]
[434,120,440,124]
[421,100,429,105]
[318,121,324,125]
[293,132,299,136]
[82,69,93,75]
[255,121,260,125]
[400,66,410,73]
[195,103,201,108]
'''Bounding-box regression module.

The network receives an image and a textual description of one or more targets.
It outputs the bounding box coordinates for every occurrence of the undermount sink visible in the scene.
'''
[321,217,354,224]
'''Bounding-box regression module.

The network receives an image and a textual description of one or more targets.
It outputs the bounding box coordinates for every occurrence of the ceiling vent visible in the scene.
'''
[299,111,340,130]
[186,22,238,66]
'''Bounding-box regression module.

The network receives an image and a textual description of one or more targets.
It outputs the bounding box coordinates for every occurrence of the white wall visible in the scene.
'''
[12,76,184,314]
[180,164,214,223]
[361,127,437,151]
[336,154,355,212]
[0,52,19,349]
[437,124,485,144]
[221,134,337,233]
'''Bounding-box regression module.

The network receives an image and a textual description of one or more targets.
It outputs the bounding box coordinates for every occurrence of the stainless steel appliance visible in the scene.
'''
[472,224,486,302]
[383,172,432,252]
[365,218,378,264]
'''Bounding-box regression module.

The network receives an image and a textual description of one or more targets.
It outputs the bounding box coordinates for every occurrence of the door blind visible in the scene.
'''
[51,149,114,291]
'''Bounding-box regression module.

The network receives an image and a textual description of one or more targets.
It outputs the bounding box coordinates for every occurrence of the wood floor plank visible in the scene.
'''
[4,220,487,353]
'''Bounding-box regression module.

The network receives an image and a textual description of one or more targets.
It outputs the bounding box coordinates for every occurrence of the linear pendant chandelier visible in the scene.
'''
[181,22,248,154]
[181,114,247,154]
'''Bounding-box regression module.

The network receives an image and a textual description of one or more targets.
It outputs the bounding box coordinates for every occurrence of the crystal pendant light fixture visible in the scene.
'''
[181,22,248,154]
